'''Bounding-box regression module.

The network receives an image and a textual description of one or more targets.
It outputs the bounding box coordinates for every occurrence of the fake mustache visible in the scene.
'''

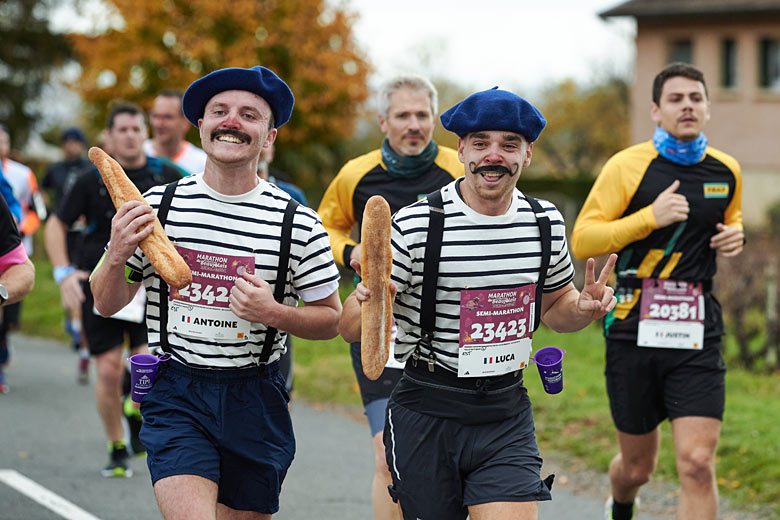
[469,163,519,176]
[211,128,252,144]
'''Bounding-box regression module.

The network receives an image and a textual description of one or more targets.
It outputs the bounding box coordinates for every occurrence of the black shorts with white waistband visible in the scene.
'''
[383,362,552,520]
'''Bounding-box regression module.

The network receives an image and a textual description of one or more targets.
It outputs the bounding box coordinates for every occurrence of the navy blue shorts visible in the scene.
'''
[140,360,294,515]
[384,398,552,520]
[605,337,726,434]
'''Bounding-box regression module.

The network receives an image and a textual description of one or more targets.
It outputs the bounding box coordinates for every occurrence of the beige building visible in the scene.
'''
[602,0,780,227]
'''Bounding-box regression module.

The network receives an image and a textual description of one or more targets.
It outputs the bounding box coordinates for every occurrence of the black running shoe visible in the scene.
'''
[124,397,146,456]
[102,442,133,478]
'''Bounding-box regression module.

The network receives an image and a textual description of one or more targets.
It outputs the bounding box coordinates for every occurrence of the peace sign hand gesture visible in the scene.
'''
[577,253,618,320]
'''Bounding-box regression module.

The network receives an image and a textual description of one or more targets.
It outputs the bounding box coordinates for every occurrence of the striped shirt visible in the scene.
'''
[391,178,574,373]
[126,174,340,369]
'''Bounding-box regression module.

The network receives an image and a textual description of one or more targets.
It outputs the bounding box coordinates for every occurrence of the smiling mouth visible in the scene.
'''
[212,129,251,145]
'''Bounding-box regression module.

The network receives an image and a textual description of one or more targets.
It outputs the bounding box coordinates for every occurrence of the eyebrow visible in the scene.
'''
[208,102,267,115]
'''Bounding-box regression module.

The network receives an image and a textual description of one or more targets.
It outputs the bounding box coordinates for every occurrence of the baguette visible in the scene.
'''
[88,147,192,289]
[360,195,393,380]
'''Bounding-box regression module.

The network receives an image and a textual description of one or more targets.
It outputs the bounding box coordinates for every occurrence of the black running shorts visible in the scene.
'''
[384,398,552,519]
[605,337,726,434]
[82,281,147,356]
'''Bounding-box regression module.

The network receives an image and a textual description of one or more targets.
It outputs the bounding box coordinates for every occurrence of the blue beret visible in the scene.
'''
[182,66,294,128]
[440,87,546,141]
[61,127,87,144]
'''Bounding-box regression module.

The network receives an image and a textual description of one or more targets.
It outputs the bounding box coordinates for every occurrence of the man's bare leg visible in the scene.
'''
[609,428,660,504]
[671,416,720,520]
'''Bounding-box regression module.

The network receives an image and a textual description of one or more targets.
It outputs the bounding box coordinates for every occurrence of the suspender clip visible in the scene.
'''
[412,346,420,368]
[427,351,436,373]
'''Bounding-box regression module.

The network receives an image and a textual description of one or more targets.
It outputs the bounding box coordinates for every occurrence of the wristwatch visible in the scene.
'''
[0,283,8,306]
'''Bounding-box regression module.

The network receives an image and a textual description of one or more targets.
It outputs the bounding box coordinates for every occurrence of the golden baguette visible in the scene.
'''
[88,147,192,289]
[360,195,393,380]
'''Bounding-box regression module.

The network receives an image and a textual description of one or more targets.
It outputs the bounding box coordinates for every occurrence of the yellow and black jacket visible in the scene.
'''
[571,140,742,340]
[318,146,463,267]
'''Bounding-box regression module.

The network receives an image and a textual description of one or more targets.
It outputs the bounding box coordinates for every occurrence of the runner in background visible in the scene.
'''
[571,63,744,520]
[319,74,462,520]
[44,102,182,477]
[143,90,207,175]
[43,127,93,382]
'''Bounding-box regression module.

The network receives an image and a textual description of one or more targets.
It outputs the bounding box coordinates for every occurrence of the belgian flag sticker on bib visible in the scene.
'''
[167,247,253,340]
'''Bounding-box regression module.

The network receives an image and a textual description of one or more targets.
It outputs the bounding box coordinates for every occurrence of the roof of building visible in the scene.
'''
[601,0,780,18]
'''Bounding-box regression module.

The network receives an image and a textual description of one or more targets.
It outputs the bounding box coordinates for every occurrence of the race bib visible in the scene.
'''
[167,247,253,340]
[458,285,534,377]
[637,278,704,350]
[95,286,147,324]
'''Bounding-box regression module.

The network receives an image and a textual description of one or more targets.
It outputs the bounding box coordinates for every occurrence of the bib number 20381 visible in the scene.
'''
[637,279,704,350]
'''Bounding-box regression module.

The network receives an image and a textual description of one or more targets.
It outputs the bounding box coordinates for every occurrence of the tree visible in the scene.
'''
[69,0,370,195]
[526,77,630,178]
[0,0,72,148]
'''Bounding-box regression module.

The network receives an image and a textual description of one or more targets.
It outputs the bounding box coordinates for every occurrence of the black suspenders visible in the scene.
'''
[258,198,299,363]
[156,181,178,355]
[155,180,299,363]
[412,190,552,371]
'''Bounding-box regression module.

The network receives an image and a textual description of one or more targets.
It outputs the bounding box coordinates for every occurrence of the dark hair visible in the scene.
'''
[652,63,708,105]
[106,101,145,129]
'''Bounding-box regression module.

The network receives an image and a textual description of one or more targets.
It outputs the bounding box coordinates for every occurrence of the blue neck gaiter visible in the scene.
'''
[652,126,708,165]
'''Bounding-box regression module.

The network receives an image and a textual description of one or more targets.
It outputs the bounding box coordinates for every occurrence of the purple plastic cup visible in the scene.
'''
[533,346,566,394]
[128,354,161,403]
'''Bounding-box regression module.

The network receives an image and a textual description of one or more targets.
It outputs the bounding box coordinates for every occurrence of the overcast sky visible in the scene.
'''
[344,0,636,92]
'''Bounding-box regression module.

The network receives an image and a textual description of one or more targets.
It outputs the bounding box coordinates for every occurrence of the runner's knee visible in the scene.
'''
[677,448,715,487]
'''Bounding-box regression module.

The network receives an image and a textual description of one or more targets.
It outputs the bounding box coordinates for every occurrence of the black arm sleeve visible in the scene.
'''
[0,195,23,257]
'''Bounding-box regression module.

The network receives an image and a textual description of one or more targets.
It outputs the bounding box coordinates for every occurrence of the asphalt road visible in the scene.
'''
[0,334,669,520]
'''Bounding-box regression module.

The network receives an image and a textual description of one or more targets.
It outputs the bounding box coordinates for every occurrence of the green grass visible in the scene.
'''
[19,240,69,341]
[19,249,780,517]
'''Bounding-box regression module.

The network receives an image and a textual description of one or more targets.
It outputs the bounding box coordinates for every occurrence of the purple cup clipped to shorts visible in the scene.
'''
[532,346,566,394]
[128,354,169,403]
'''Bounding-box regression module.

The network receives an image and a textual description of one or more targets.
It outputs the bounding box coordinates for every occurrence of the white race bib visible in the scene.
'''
[167,247,253,340]
[95,286,146,324]
[457,285,535,377]
[637,279,705,350]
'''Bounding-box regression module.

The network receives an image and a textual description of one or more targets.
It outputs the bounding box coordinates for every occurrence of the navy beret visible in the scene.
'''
[440,87,546,141]
[61,127,87,144]
[182,66,294,128]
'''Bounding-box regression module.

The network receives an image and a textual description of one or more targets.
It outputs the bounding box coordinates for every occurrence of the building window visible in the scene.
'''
[721,38,737,88]
[668,39,693,64]
[759,38,780,89]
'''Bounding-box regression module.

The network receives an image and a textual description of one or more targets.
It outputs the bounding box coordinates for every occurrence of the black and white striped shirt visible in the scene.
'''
[391,179,574,372]
[127,175,340,369]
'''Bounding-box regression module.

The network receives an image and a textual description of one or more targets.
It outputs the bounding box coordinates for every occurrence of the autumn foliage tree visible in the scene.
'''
[69,0,370,195]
